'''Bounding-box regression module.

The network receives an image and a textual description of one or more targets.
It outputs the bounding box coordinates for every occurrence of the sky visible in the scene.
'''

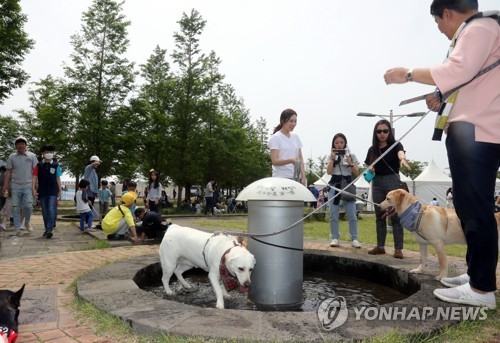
[1,0,499,176]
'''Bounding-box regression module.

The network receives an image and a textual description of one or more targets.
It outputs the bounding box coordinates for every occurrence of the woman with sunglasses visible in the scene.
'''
[364,119,411,259]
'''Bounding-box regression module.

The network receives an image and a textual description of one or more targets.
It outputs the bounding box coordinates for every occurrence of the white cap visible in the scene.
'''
[14,136,28,145]
[90,155,101,162]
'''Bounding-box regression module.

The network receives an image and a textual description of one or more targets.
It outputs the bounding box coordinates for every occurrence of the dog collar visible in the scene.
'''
[219,242,241,292]
[399,202,422,232]
[0,327,18,343]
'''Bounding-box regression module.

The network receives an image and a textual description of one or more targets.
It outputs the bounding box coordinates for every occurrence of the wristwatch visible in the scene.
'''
[405,68,414,82]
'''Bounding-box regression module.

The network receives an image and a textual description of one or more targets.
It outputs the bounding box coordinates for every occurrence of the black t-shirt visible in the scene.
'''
[143,211,165,229]
[364,142,405,176]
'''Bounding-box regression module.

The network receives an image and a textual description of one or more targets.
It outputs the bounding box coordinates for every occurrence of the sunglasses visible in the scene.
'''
[376,129,390,134]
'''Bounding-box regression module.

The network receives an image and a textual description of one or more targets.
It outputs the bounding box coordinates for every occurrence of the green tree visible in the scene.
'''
[0,0,34,104]
[0,115,21,161]
[168,9,218,208]
[405,159,427,180]
[64,0,136,179]
[134,45,175,183]
[17,76,72,166]
[214,85,269,191]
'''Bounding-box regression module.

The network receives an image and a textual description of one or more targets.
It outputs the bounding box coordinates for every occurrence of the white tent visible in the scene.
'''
[312,173,330,189]
[413,160,452,206]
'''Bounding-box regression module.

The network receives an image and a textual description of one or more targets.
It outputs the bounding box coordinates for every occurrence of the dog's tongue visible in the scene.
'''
[381,207,395,219]
[239,284,249,292]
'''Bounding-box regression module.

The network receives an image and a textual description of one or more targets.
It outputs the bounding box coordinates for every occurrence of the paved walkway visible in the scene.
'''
[0,214,496,342]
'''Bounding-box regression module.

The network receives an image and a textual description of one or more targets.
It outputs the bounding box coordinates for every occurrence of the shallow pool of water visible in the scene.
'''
[145,271,407,311]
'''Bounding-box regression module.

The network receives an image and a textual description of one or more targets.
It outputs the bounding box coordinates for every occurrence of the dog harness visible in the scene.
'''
[202,232,241,266]
[398,202,426,240]
[219,242,241,292]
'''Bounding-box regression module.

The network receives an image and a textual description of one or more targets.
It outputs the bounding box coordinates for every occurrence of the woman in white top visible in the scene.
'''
[268,109,306,185]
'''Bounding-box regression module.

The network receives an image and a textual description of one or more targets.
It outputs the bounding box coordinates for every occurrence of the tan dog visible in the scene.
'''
[379,189,500,281]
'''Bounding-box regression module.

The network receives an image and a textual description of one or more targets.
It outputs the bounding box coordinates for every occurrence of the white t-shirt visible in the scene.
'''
[268,131,303,178]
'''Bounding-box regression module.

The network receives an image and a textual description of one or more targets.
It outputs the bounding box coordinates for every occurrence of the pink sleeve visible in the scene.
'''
[430,21,497,93]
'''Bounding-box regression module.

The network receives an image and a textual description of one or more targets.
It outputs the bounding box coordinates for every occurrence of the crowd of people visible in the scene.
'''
[0,0,497,311]
[269,0,499,310]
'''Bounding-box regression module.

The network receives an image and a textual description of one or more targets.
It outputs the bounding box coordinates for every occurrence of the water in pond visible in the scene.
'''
[145,271,407,311]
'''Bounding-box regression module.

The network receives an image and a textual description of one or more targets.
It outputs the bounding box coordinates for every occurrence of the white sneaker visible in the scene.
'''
[25,223,33,232]
[440,273,470,288]
[0,223,6,231]
[351,240,362,248]
[433,283,496,310]
[330,239,339,247]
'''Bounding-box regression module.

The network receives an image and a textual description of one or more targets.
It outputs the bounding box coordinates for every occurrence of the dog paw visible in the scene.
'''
[410,268,422,274]
[435,275,446,281]
[216,302,225,309]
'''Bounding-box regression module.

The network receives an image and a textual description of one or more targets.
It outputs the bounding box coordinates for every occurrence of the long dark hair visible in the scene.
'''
[273,108,297,134]
[149,170,160,189]
[367,119,396,164]
[331,133,348,149]
[371,119,396,148]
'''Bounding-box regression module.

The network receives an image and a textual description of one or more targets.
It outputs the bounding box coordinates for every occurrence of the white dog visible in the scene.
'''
[159,224,256,309]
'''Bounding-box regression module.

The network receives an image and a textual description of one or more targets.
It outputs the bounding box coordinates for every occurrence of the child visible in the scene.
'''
[126,180,138,215]
[98,179,112,223]
[76,179,94,233]
[102,192,138,242]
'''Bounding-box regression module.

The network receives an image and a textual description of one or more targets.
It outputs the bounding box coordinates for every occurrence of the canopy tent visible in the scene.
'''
[312,173,330,189]
[413,160,452,206]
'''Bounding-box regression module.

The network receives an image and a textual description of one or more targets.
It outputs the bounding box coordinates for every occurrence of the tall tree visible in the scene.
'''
[135,45,175,183]
[0,115,21,161]
[17,76,72,164]
[0,0,34,104]
[64,0,136,178]
[169,9,217,208]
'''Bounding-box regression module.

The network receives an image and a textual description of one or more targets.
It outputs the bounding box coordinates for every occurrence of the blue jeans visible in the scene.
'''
[11,188,33,229]
[79,211,94,231]
[328,187,358,240]
[446,122,499,292]
[40,195,57,232]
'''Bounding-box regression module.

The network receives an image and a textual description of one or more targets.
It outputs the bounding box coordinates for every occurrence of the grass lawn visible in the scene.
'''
[191,213,467,258]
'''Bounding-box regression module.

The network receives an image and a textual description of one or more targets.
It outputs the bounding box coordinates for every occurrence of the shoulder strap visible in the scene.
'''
[117,205,126,218]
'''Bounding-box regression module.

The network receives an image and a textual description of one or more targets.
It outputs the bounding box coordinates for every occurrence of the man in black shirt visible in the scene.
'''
[134,207,170,240]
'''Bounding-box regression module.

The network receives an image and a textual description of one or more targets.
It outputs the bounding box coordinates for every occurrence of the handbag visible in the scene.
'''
[364,169,376,182]
[340,178,357,202]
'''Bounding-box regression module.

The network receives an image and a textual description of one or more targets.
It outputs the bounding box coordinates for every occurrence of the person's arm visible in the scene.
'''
[2,169,12,193]
[397,151,411,170]
[348,156,359,177]
[326,150,337,175]
[384,67,436,85]
[270,149,296,166]
[57,177,62,199]
[32,174,38,198]
[129,225,138,243]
